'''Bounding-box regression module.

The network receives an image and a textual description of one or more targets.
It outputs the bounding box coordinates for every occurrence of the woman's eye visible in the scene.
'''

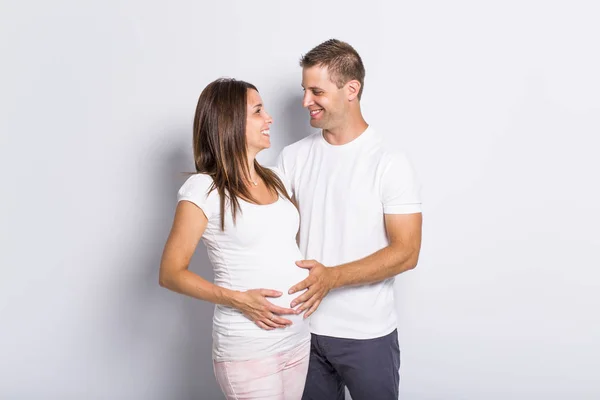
[255,108,262,114]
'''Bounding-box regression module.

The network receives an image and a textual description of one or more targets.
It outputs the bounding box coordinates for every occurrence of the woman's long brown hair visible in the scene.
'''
[193,78,293,230]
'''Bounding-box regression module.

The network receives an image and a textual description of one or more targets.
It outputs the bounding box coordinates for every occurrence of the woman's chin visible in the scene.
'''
[251,143,270,154]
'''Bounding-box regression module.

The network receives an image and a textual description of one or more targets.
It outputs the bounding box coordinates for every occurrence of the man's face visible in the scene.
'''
[301,65,347,130]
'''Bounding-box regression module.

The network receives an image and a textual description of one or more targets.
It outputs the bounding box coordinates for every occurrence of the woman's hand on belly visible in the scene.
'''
[230,289,299,330]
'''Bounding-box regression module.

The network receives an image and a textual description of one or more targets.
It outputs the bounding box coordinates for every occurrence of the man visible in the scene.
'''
[277,39,423,400]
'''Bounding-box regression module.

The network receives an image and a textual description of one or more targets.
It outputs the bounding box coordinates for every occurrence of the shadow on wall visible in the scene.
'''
[157,138,223,399]
[107,129,223,400]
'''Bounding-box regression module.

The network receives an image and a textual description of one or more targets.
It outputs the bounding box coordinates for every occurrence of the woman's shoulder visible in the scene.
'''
[178,173,216,199]
[182,172,214,185]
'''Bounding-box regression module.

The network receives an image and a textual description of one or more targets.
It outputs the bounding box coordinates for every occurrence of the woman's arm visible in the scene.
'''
[159,201,297,330]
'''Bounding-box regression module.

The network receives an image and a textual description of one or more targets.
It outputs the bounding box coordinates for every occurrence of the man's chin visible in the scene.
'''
[309,119,325,128]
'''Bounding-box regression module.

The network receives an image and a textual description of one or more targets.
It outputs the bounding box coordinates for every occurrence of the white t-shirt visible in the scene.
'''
[277,127,422,339]
[177,169,310,361]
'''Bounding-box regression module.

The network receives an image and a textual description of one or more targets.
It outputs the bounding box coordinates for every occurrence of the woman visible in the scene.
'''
[159,78,310,399]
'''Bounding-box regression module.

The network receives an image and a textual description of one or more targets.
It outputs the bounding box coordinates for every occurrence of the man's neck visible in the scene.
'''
[322,117,369,146]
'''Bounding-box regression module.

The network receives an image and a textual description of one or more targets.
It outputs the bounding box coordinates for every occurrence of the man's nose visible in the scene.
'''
[302,91,313,108]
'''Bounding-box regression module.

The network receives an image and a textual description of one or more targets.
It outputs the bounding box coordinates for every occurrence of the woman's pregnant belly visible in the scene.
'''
[213,246,309,336]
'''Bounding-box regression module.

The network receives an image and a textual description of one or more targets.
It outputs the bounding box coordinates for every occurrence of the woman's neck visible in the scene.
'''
[246,154,258,183]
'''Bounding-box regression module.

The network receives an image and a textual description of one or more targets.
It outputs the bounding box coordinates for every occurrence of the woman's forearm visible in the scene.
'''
[159,269,240,307]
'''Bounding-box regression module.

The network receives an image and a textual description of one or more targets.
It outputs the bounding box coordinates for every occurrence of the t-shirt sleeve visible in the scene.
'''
[381,152,422,214]
[275,148,295,197]
[177,174,219,220]
[269,166,293,198]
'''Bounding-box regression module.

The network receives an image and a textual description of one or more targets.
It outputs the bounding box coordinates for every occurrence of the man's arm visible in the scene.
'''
[289,212,422,317]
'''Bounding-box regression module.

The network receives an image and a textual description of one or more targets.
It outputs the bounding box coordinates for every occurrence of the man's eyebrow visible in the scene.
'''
[301,85,324,91]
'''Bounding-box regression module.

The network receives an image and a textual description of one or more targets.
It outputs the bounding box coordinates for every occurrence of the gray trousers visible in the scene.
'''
[301,329,401,400]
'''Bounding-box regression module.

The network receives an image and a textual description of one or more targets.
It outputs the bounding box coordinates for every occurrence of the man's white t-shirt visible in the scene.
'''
[177,169,310,361]
[277,126,421,339]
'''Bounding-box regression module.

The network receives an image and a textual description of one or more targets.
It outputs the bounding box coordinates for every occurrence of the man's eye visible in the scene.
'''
[313,91,322,95]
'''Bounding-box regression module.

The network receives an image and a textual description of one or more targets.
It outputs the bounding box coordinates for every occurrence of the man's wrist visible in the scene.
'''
[328,266,343,290]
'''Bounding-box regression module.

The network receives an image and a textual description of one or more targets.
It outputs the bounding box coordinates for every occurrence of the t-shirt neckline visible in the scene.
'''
[319,126,374,150]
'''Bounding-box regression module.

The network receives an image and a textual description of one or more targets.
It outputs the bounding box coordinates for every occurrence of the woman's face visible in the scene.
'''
[245,89,273,154]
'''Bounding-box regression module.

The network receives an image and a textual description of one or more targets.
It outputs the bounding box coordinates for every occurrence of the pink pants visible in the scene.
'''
[213,340,310,400]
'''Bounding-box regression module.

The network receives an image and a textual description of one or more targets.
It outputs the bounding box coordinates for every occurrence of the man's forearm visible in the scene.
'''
[330,244,419,289]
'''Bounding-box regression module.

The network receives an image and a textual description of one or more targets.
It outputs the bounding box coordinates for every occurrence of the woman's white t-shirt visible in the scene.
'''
[177,168,309,362]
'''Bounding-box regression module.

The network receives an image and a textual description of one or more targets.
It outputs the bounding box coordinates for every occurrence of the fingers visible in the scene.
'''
[259,289,283,298]
[288,277,312,295]
[267,303,297,315]
[259,313,290,329]
[304,299,321,318]
[297,297,315,313]
[270,315,293,326]
[254,315,289,330]
[295,260,317,269]
[256,321,274,330]
[263,317,285,329]
[290,287,314,308]
[297,289,323,313]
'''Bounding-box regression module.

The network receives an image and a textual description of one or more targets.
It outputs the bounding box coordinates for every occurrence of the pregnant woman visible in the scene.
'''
[159,78,309,399]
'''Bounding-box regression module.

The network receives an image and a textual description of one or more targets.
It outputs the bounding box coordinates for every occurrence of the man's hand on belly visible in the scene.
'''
[231,289,299,330]
[288,260,339,318]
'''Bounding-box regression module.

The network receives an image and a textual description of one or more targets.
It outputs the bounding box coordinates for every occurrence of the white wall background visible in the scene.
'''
[1,1,599,399]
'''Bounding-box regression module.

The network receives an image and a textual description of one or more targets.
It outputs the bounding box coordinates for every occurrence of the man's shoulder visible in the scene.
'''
[368,131,412,164]
[379,147,410,163]
[281,131,320,158]
[360,137,416,181]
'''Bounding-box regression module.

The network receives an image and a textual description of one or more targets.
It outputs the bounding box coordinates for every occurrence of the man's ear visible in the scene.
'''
[347,80,361,101]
